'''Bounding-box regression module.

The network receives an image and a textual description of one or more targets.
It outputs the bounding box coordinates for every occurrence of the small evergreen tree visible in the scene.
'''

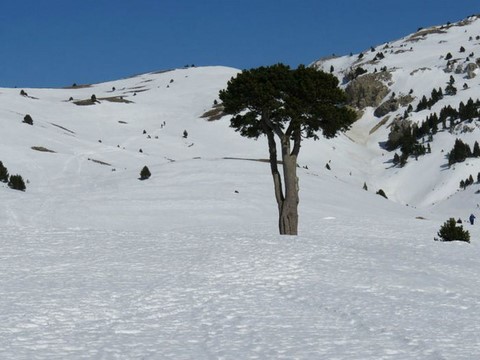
[139,166,151,180]
[474,141,480,157]
[8,174,26,191]
[392,153,400,166]
[416,95,429,112]
[445,76,457,96]
[183,130,188,138]
[437,218,470,242]
[23,114,33,125]
[376,189,388,199]
[449,138,472,165]
[0,161,9,183]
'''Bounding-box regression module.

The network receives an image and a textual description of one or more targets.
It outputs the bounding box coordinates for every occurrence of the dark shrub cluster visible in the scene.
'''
[437,218,470,242]
[8,174,26,191]
[139,166,151,180]
[0,161,26,191]
[448,139,480,166]
[23,114,33,125]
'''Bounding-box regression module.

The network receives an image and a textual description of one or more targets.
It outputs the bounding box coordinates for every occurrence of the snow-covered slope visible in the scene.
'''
[2,21,480,358]
[314,14,480,210]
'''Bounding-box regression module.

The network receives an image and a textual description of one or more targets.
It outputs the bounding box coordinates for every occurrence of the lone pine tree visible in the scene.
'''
[219,63,356,235]
[139,166,151,180]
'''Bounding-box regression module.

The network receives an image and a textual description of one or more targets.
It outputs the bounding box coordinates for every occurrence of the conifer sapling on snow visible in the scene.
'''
[0,161,9,183]
[139,166,151,180]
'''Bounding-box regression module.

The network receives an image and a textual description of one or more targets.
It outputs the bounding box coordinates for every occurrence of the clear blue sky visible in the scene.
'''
[1,0,478,88]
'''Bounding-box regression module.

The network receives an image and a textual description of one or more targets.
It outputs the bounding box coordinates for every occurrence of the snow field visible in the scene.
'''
[1,214,479,359]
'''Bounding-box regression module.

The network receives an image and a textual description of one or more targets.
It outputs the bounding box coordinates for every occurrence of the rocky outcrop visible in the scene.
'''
[465,63,478,79]
[386,117,413,150]
[374,94,414,118]
[345,72,391,109]
[447,62,478,78]
[374,98,399,117]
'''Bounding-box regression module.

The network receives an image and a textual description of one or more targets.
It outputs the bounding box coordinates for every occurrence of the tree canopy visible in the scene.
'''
[220,64,355,145]
[219,64,356,235]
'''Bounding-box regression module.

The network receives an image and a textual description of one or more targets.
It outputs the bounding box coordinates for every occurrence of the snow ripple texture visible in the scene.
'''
[1,218,480,359]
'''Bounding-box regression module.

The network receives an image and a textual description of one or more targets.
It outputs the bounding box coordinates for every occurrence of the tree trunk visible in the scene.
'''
[264,126,299,235]
[279,151,299,235]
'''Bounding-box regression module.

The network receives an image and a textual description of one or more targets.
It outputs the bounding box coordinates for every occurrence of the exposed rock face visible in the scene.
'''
[386,117,412,150]
[374,98,399,117]
[465,63,478,79]
[375,93,415,117]
[345,72,391,109]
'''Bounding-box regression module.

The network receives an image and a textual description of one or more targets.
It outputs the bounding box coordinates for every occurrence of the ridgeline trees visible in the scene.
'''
[219,64,356,235]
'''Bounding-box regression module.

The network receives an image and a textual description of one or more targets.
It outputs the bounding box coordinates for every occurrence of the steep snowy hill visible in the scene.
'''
[314,14,480,210]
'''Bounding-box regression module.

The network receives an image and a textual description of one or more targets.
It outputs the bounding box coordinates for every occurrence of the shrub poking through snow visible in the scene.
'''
[23,114,33,125]
[139,166,151,180]
[376,189,388,199]
[8,174,26,191]
[437,218,470,243]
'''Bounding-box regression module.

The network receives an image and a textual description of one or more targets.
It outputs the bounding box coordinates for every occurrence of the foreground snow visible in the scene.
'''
[1,158,479,359]
[1,214,479,359]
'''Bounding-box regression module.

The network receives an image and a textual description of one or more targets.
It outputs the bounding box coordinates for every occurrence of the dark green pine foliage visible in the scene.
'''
[448,138,472,165]
[376,189,388,199]
[416,95,429,112]
[0,161,9,182]
[439,105,458,128]
[445,75,457,96]
[458,98,478,121]
[437,218,470,242]
[473,141,480,157]
[23,114,33,125]
[139,166,151,180]
[220,63,356,141]
[8,174,26,191]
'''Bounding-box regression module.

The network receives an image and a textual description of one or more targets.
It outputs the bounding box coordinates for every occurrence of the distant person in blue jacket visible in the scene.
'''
[469,213,476,225]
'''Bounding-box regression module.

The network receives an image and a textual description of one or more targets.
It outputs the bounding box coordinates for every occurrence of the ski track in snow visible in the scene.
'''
[1,218,479,359]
